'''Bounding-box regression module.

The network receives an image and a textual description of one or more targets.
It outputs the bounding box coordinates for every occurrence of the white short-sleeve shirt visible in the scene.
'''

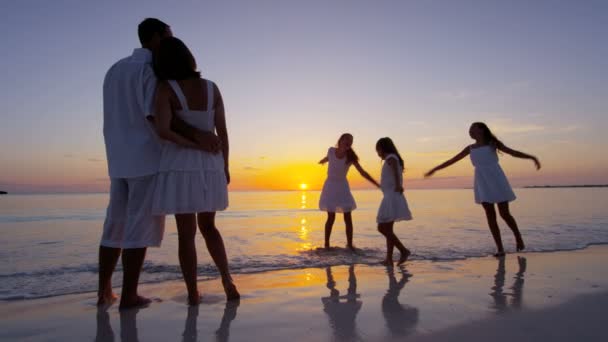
[103,48,161,178]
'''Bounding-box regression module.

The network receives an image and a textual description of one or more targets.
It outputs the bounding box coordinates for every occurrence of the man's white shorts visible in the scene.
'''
[101,175,165,248]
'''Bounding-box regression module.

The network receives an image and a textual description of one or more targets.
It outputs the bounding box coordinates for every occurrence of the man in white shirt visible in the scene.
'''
[99,18,219,309]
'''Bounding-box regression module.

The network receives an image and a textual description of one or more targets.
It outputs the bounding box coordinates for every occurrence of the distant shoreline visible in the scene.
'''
[523,184,608,189]
[2,185,608,195]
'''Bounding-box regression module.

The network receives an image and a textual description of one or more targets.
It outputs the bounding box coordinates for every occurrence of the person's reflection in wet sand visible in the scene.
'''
[321,265,362,341]
[119,308,140,342]
[95,308,115,342]
[490,256,526,313]
[182,305,199,342]
[215,299,240,342]
[511,256,526,309]
[382,266,419,337]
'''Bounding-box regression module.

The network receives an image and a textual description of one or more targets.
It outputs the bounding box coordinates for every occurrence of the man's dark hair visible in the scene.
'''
[138,18,169,45]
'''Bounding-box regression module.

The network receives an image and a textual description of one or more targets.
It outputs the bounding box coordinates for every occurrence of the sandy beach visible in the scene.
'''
[1,245,607,341]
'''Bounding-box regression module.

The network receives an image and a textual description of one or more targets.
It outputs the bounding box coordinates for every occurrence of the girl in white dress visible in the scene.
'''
[375,137,412,266]
[319,133,380,249]
[152,37,239,304]
[425,122,541,257]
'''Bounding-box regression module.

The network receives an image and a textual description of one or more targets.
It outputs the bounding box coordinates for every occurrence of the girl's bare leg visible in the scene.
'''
[482,202,505,256]
[198,212,240,301]
[344,212,354,249]
[175,213,200,305]
[497,202,525,251]
[324,212,336,249]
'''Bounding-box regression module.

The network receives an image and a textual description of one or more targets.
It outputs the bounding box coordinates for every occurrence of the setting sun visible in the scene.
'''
[299,183,308,190]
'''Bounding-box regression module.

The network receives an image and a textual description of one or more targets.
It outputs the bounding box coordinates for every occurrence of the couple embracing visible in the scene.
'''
[98,18,239,309]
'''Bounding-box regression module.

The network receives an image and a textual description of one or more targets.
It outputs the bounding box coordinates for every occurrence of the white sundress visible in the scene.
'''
[319,147,357,213]
[469,145,516,204]
[377,154,412,223]
[151,79,228,214]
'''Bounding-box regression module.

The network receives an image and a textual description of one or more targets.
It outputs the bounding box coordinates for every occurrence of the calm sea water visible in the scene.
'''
[1,188,607,300]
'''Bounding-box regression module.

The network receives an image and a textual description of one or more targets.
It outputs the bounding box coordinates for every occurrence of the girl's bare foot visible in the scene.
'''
[97,291,118,306]
[397,249,411,266]
[119,295,152,311]
[222,279,240,301]
[516,239,525,252]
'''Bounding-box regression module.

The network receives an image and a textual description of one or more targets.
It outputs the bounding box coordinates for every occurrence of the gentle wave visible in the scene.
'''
[3,242,608,301]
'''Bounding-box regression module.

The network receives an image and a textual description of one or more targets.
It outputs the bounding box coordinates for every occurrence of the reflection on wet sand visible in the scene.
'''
[490,256,526,313]
[322,265,362,341]
[95,299,240,342]
[95,308,115,342]
[215,300,240,342]
[120,308,140,342]
[382,266,419,337]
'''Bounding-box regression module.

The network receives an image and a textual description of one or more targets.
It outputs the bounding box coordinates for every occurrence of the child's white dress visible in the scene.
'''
[377,154,412,223]
[319,147,356,213]
[152,79,228,214]
[469,145,516,204]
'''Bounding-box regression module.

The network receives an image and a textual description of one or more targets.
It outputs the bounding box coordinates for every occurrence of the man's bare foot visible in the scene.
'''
[97,291,118,306]
[347,244,356,251]
[397,249,411,266]
[494,251,506,258]
[119,295,152,311]
[516,239,525,252]
[222,280,240,301]
[380,259,393,266]
[188,291,202,306]
[324,244,331,250]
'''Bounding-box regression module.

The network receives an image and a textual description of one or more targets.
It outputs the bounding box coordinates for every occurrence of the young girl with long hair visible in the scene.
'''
[425,122,541,256]
[318,133,380,249]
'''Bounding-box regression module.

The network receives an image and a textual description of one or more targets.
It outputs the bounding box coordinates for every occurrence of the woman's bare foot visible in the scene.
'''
[97,291,118,306]
[119,295,152,311]
[516,239,525,252]
[222,279,240,301]
[397,249,411,266]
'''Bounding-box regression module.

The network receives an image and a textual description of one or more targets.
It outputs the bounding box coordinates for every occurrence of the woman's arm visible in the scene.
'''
[424,146,470,177]
[387,158,403,193]
[318,156,329,164]
[353,161,380,188]
[213,83,231,184]
[498,143,541,170]
[154,82,200,149]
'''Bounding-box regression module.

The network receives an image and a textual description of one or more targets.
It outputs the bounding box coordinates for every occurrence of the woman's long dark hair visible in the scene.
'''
[376,137,404,171]
[154,37,201,81]
[472,122,503,149]
[336,133,359,164]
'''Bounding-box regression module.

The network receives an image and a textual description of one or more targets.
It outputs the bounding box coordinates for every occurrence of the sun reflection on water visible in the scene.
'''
[297,190,312,251]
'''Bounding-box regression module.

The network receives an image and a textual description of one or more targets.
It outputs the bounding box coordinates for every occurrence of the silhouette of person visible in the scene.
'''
[321,265,362,341]
[381,266,419,337]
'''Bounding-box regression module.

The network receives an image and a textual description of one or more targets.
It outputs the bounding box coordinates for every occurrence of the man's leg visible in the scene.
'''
[98,246,121,305]
[119,247,149,309]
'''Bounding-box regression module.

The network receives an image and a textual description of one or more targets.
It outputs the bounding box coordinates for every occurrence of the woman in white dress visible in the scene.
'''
[318,133,380,249]
[425,122,541,257]
[375,137,412,265]
[152,37,239,304]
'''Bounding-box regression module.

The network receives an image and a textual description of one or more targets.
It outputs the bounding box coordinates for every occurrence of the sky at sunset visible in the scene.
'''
[1,0,607,193]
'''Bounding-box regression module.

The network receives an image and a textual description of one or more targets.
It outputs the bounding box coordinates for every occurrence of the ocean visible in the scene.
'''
[1,188,607,301]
